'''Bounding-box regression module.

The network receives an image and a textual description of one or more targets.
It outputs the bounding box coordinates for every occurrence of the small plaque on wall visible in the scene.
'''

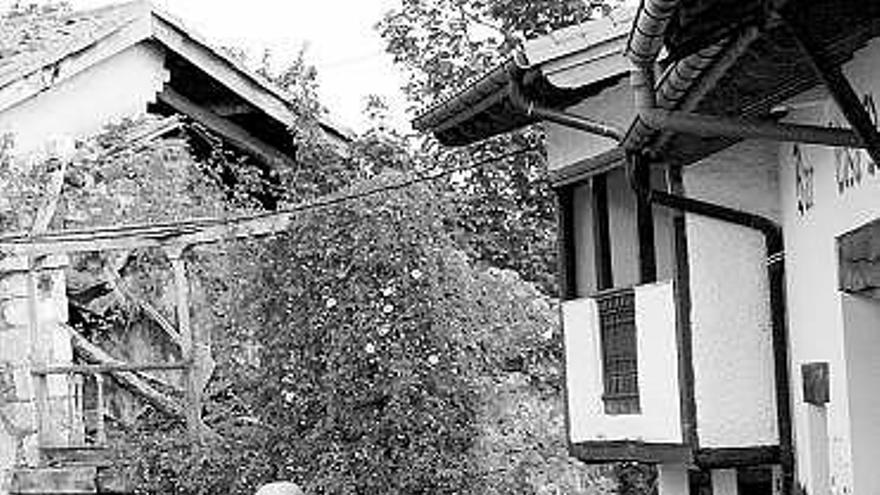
[802,362,830,406]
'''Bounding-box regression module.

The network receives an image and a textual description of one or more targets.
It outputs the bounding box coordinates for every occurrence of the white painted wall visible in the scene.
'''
[684,140,780,448]
[840,295,880,495]
[545,80,633,172]
[777,37,880,495]
[0,42,168,160]
[564,281,682,444]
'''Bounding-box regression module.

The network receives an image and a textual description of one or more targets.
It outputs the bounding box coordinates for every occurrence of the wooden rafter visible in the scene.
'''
[158,88,297,172]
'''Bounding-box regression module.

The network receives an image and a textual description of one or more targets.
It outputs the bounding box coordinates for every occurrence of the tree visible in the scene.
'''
[378,0,621,294]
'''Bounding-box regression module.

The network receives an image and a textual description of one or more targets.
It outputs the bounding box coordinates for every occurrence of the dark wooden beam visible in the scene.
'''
[785,12,880,166]
[695,446,781,469]
[570,441,692,465]
[669,164,699,449]
[556,186,578,300]
[207,102,254,117]
[158,88,297,172]
[592,173,613,291]
[634,154,657,284]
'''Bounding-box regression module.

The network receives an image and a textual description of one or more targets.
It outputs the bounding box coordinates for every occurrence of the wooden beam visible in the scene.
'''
[158,88,297,172]
[591,173,613,291]
[151,15,297,128]
[207,102,254,117]
[633,155,657,284]
[67,326,185,418]
[556,186,578,300]
[0,209,299,257]
[105,269,183,348]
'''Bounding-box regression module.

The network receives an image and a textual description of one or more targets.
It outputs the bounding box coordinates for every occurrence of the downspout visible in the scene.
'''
[625,0,870,153]
[507,74,626,143]
[626,1,795,492]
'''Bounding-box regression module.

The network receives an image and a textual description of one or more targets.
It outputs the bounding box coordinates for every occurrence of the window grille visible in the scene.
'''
[596,288,641,415]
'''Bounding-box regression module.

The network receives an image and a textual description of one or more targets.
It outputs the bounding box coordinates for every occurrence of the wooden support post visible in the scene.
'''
[165,245,209,441]
[592,173,614,291]
[633,154,657,284]
[94,374,106,445]
[27,256,50,452]
[556,186,578,300]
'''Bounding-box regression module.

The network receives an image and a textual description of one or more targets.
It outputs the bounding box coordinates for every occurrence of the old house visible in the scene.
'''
[0,1,349,493]
[415,0,880,494]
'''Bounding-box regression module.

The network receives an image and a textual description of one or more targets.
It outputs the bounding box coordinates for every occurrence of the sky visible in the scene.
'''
[2,0,413,134]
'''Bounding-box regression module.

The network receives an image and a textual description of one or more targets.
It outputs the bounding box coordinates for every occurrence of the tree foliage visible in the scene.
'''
[378,0,621,294]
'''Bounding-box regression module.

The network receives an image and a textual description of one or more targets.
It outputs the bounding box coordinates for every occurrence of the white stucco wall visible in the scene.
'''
[0,42,168,159]
[779,35,880,495]
[778,37,880,495]
[684,140,780,448]
[840,295,880,495]
[564,281,682,444]
[546,80,633,172]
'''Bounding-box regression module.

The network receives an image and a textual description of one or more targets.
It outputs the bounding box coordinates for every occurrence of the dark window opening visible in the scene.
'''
[596,287,640,415]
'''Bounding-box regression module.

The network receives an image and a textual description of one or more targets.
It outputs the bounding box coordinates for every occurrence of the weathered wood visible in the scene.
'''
[67,327,186,418]
[164,246,206,440]
[27,257,51,449]
[151,15,298,129]
[0,210,297,257]
[31,159,68,234]
[158,88,297,172]
[10,466,98,494]
[34,363,188,375]
[105,269,183,347]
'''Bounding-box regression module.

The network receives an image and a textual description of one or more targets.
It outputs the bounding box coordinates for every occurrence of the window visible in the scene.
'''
[596,288,641,415]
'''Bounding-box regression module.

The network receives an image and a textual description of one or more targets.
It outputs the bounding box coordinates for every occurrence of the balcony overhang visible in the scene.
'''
[414,0,880,176]
[412,8,634,147]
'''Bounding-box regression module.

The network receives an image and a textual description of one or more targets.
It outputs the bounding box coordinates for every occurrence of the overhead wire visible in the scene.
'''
[0,146,542,247]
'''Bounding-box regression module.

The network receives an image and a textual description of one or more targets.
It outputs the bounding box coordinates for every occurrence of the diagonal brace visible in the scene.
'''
[784,13,880,166]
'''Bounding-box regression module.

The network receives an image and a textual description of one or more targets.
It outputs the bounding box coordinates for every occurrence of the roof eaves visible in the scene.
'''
[148,5,351,141]
[413,8,636,146]
[0,1,149,91]
[412,56,525,133]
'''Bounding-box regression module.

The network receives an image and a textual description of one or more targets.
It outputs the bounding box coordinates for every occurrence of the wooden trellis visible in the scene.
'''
[3,208,298,445]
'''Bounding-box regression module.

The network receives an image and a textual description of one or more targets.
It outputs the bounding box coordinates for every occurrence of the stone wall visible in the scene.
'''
[0,254,71,495]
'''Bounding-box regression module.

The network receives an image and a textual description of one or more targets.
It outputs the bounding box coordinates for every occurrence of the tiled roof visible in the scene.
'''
[0,1,145,88]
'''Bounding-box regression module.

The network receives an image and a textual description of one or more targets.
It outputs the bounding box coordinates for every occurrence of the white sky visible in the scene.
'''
[3,0,413,134]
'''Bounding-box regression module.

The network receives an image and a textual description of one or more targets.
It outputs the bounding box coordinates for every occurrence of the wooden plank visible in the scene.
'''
[158,88,297,172]
[0,209,298,257]
[10,466,98,494]
[105,268,183,348]
[34,363,188,374]
[165,247,207,440]
[67,326,186,418]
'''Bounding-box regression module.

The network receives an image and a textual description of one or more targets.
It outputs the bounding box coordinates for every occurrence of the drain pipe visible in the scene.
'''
[507,75,626,143]
[628,155,794,494]
[627,1,794,491]
[625,0,868,153]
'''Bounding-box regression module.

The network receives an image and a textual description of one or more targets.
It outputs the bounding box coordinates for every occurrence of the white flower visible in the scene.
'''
[365,343,376,354]
[381,287,395,297]
[282,390,296,404]
[377,325,391,337]
[542,328,554,341]
[410,269,423,280]
[325,297,338,309]
[382,304,394,314]
[427,354,440,366]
